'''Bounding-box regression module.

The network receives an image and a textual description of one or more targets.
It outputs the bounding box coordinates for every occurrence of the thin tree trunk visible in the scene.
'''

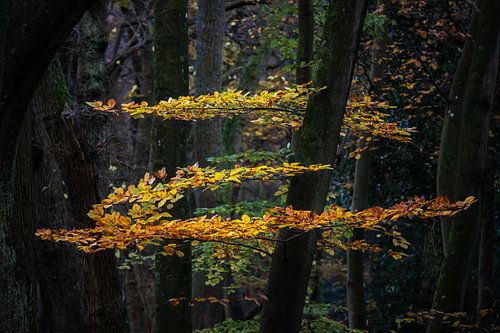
[428,0,500,331]
[223,35,272,155]
[220,28,274,322]
[477,149,496,328]
[151,1,192,332]
[296,0,323,304]
[259,1,368,332]
[347,4,386,327]
[296,0,314,85]
[192,0,226,329]
[347,146,371,330]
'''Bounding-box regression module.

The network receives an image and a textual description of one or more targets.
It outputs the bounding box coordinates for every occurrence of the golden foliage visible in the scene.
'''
[37,159,475,260]
[86,85,414,143]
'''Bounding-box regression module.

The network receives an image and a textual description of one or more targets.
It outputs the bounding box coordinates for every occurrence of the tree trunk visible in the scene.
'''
[151,2,192,332]
[192,0,226,329]
[296,0,314,85]
[223,34,272,155]
[436,19,474,254]
[36,57,124,332]
[347,146,371,330]
[347,4,386,328]
[0,2,89,331]
[32,60,87,332]
[477,149,496,328]
[259,1,368,332]
[428,0,500,331]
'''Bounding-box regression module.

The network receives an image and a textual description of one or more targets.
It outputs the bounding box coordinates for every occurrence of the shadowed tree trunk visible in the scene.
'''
[0,2,90,331]
[259,1,368,332]
[295,0,323,303]
[477,149,496,328]
[436,18,473,254]
[33,54,125,332]
[347,3,386,328]
[296,0,314,85]
[32,60,87,333]
[223,33,272,156]
[150,1,192,332]
[192,0,226,329]
[428,0,500,331]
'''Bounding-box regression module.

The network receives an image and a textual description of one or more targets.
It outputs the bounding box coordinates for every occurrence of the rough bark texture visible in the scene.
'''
[192,0,226,329]
[0,2,90,331]
[428,0,500,331]
[151,1,192,332]
[259,1,368,332]
[32,60,87,333]
[37,58,124,332]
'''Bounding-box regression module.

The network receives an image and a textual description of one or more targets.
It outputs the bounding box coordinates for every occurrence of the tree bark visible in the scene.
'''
[36,57,124,332]
[32,60,87,333]
[223,35,272,155]
[428,0,500,331]
[436,19,474,254]
[0,2,90,331]
[347,4,386,328]
[192,0,226,329]
[151,1,192,332]
[259,1,368,332]
[296,0,314,85]
[477,149,496,328]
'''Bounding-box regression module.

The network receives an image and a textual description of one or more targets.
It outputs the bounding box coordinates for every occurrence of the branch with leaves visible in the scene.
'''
[37,159,475,260]
[87,85,415,145]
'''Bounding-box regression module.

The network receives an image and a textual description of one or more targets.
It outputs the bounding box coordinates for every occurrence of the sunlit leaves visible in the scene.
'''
[37,192,474,258]
[87,85,414,143]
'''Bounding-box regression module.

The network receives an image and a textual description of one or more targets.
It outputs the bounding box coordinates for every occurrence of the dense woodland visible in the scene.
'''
[0,0,499,332]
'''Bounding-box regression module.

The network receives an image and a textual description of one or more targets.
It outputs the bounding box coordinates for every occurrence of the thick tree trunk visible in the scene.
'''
[428,0,500,331]
[32,60,87,332]
[0,2,89,331]
[436,22,473,254]
[0,112,36,333]
[192,0,226,329]
[150,1,192,332]
[259,1,368,332]
[35,58,124,333]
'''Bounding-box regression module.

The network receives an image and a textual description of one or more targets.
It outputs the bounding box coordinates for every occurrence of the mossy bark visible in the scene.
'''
[436,22,473,254]
[151,1,192,332]
[0,2,89,331]
[32,59,87,332]
[259,1,368,332]
[38,57,124,332]
[428,0,500,331]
